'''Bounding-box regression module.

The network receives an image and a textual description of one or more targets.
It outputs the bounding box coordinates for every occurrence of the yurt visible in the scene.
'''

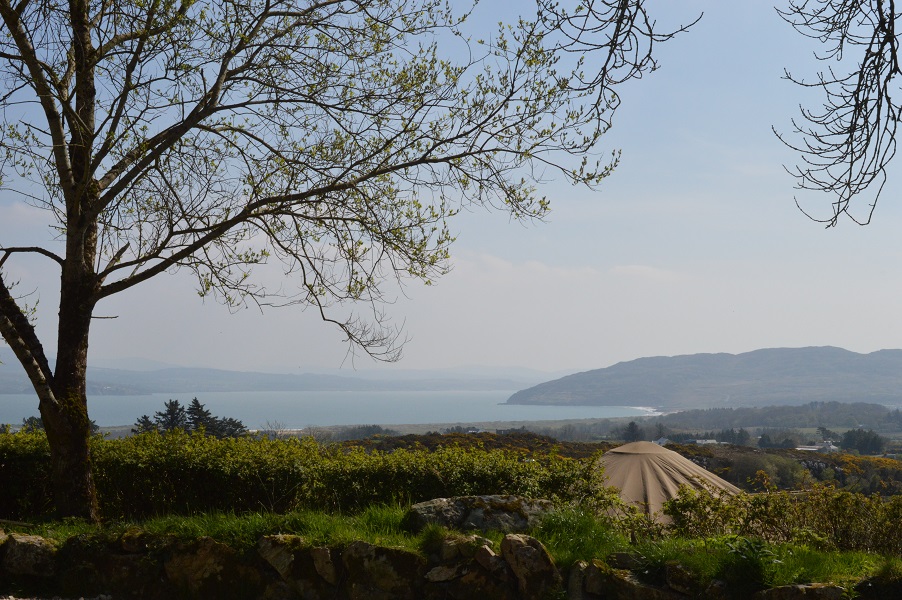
[598,441,740,522]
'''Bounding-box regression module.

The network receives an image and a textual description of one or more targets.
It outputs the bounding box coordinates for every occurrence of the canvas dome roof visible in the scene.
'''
[598,441,740,522]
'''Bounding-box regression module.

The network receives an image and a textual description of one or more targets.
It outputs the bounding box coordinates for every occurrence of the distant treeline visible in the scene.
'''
[656,401,902,432]
[520,402,902,446]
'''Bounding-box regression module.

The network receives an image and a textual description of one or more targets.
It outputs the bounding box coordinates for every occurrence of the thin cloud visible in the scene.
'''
[610,264,683,282]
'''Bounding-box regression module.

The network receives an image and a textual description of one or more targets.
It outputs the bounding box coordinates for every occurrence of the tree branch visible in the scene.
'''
[778,0,902,225]
[0,274,56,405]
[0,0,75,198]
[0,246,66,269]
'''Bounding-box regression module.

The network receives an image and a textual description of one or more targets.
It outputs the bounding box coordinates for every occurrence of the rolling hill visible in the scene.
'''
[506,347,902,409]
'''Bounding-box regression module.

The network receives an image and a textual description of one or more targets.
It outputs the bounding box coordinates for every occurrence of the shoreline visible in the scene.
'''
[97,414,652,438]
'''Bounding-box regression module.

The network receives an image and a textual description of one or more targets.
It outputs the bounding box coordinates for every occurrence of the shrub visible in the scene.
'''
[663,482,902,555]
[664,484,743,539]
[91,430,322,517]
[0,430,619,520]
[729,454,807,490]
[0,429,53,519]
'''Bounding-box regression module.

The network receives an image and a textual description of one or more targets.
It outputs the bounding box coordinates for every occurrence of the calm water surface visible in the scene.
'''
[1,390,654,429]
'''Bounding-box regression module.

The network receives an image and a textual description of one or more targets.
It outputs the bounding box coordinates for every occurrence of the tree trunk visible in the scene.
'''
[39,395,99,521]
[0,272,99,521]
[40,270,100,521]
[40,0,103,520]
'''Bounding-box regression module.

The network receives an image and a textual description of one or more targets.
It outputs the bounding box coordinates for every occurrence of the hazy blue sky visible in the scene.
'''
[4,1,902,375]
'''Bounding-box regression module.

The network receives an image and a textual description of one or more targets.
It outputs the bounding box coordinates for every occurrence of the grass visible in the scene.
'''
[769,545,879,588]
[626,535,883,596]
[133,504,429,553]
[872,555,902,580]
[3,506,894,593]
[530,507,630,568]
[6,505,429,554]
[632,537,718,587]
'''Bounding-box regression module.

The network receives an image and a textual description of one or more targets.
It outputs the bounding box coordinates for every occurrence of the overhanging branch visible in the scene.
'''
[0,274,56,405]
[0,246,65,269]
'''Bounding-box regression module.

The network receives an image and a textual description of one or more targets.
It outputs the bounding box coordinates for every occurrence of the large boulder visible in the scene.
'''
[403,495,553,533]
[0,532,57,577]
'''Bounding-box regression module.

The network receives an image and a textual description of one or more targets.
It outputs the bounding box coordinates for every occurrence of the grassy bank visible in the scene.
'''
[4,504,897,595]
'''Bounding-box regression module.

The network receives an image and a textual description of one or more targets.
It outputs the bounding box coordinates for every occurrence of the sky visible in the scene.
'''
[4,1,902,376]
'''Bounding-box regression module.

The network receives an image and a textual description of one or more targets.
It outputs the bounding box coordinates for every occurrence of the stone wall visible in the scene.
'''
[0,496,897,600]
[1,527,893,600]
[5,529,555,600]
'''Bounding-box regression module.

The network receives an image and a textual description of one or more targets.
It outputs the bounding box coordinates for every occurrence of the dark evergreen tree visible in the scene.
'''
[133,398,246,438]
[186,398,214,432]
[654,422,667,439]
[841,428,886,455]
[154,400,188,432]
[817,426,840,441]
[132,415,157,434]
[716,428,736,444]
[623,421,644,442]
[209,417,248,439]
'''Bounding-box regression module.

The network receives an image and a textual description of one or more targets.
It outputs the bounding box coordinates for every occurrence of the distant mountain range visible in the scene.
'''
[0,347,554,395]
[506,347,902,409]
[7,346,902,407]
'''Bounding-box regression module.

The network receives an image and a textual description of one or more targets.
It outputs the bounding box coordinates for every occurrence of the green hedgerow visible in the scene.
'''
[0,430,615,521]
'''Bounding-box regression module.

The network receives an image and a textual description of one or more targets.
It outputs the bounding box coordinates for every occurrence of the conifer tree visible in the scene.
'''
[153,400,188,432]
[132,415,156,435]
[186,398,214,432]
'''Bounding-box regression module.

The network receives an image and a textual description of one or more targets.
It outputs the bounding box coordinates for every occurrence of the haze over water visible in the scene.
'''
[1,390,654,429]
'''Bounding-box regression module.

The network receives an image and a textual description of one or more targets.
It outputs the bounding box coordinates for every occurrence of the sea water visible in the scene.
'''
[0,390,654,429]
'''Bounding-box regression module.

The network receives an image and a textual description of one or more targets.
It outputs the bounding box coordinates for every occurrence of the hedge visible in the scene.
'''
[0,430,611,520]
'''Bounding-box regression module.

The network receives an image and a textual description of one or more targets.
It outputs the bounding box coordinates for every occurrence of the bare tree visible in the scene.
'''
[260,419,291,439]
[777,0,902,225]
[0,0,694,520]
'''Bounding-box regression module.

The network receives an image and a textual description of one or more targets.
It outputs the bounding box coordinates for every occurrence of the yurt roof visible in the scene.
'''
[599,441,740,521]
